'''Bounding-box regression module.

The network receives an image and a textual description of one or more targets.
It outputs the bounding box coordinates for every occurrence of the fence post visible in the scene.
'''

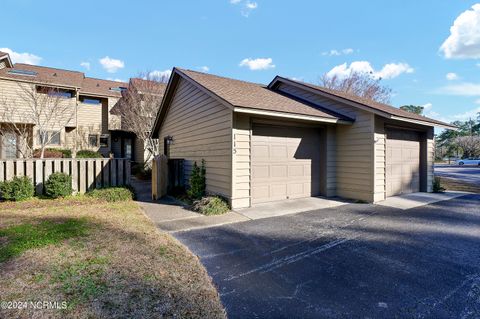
[95,160,102,189]
[118,159,124,186]
[35,160,43,195]
[71,160,78,193]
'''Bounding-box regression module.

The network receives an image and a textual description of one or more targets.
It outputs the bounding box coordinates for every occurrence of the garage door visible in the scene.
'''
[251,125,321,205]
[386,128,420,197]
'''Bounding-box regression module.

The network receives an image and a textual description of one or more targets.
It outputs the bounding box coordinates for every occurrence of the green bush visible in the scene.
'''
[86,187,134,202]
[187,160,206,200]
[0,176,34,201]
[76,150,103,158]
[433,176,445,193]
[45,173,72,198]
[33,148,72,158]
[191,196,230,216]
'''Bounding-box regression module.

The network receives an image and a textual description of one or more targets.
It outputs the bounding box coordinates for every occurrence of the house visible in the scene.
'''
[151,68,456,209]
[110,78,167,164]
[0,51,146,162]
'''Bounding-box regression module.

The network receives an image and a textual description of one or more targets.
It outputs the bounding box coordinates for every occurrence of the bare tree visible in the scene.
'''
[454,136,480,158]
[320,72,393,104]
[0,83,75,158]
[113,72,168,166]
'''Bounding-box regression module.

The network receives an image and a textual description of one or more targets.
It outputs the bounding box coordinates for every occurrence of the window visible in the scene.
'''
[8,69,37,76]
[109,87,128,92]
[100,135,109,147]
[36,86,73,98]
[88,134,98,147]
[38,130,61,145]
[81,97,101,105]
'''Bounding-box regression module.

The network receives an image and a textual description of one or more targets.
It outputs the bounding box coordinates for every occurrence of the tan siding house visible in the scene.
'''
[152,68,455,210]
[0,51,142,160]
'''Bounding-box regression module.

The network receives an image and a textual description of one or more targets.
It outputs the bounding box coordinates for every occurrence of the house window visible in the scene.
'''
[100,135,109,147]
[81,97,101,104]
[2,132,17,159]
[38,130,61,145]
[8,69,37,76]
[109,87,128,92]
[88,134,98,147]
[36,86,73,98]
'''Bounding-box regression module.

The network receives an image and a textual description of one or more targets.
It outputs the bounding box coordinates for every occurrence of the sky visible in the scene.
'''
[2,0,480,128]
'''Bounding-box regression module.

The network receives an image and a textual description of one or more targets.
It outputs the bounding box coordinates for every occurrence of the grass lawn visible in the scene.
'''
[0,196,225,319]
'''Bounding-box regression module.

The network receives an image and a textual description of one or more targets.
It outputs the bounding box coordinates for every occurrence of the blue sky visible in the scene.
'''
[2,0,480,126]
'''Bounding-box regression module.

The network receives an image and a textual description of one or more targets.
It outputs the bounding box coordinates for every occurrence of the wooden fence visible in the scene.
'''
[0,158,131,195]
[151,155,168,200]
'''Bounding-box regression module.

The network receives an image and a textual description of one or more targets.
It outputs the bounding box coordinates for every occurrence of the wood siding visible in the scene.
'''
[276,83,375,202]
[158,78,233,199]
[232,113,251,208]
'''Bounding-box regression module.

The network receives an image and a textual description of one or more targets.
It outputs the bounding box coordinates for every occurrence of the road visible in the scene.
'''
[434,164,480,186]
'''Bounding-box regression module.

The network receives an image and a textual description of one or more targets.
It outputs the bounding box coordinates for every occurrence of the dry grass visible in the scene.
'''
[0,196,225,319]
[438,177,480,193]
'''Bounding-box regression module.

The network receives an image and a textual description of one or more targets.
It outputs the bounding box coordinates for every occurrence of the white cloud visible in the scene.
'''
[322,48,355,56]
[230,0,258,17]
[147,69,172,80]
[422,102,433,111]
[450,106,480,121]
[107,78,126,83]
[80,62,90,70]
[475,99,480,104]
[326,61,414,80]
[440,4,480,59]
[99,56,125,73]
[438,82,480,96]
[0,47,42,65]
[239,57,275,70]
[198,66,210,72]
[446,72,459,80]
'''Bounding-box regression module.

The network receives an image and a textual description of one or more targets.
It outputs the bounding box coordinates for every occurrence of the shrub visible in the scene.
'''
[0,176,34,201]
[76,150,103,158]
[33,148,72,158]
[433,176,445,193]
[86,187,134,202]
[45,172,72,198]
[191,196,230,216]
[187,160,206,200]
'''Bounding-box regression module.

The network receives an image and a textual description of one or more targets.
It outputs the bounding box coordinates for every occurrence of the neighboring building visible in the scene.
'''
[110,78,167,164]
[152,68,456,209]
[0,51,135,160]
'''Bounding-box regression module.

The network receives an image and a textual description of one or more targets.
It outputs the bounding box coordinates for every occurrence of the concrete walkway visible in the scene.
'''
[377,191,469,210]
[236,196,349,220]
[130,178,249,233]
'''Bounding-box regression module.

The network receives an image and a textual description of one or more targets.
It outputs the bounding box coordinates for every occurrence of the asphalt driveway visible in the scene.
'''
[175,194,480,318]
[435,164,480,186]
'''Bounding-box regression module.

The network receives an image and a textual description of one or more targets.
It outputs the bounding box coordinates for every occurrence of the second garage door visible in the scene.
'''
[251,125,321,205]
[386,128,421,197]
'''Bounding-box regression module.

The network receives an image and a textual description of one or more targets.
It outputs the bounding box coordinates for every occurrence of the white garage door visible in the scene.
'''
[251,125,321,205]
[386,128,421,197]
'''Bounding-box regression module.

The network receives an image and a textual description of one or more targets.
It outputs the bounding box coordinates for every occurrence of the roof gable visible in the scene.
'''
[268,76,456,129]
[152,68,354,136]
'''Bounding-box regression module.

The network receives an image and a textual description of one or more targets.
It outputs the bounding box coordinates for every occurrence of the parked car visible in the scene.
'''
[455,158,480,166]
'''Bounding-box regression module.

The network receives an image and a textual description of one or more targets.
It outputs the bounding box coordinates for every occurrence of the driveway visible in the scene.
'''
[435,164,480,186]
[175,194,480,318]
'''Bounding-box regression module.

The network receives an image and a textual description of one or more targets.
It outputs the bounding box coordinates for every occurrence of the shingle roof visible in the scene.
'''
[0,51,9,58]
[0,63,85,88]
[177,68,352,121]
[80,77,128,97]
[0,63,128,97]
[272,76,454,128]
[130,78,167,96]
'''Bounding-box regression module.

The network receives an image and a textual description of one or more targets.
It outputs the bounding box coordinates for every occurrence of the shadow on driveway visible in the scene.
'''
[175,194,480,318]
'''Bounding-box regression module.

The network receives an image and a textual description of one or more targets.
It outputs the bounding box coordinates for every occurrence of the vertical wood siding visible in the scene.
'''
[158,78,233,198]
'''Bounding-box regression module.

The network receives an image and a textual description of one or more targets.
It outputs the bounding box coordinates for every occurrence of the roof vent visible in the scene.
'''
[53,72,57,76]
[96,83,100,87]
